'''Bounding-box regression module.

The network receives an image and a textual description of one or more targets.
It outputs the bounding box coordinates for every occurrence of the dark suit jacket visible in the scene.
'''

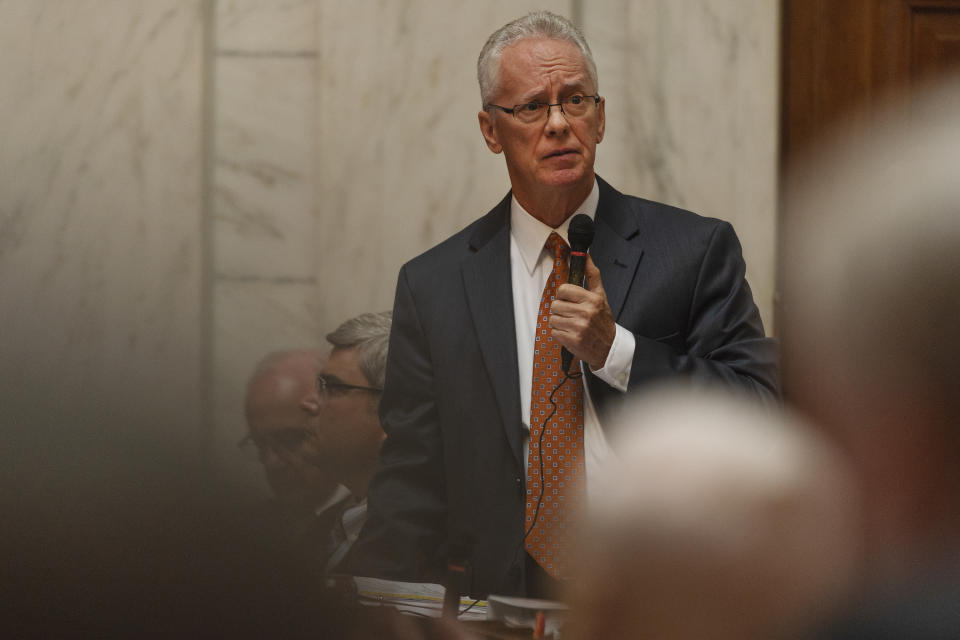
[816,574,960,639]
[349,177,778,596]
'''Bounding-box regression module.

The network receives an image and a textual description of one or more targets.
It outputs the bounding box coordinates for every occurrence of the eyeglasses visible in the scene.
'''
[485,94,601,124]
[238,428,309,457]
[315,374,383,399]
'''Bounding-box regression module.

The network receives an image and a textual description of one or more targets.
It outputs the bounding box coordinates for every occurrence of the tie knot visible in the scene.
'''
[546,232,569,260]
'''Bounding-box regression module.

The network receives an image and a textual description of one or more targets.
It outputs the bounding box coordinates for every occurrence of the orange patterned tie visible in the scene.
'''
[525,232,586,580]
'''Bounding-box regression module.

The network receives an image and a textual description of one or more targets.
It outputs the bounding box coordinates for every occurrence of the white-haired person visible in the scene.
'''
[782,79,960,638]
[565,388,860,640]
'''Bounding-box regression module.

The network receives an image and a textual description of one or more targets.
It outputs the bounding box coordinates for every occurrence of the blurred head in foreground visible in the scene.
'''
[565,389,859,640]
[782,78,960,586]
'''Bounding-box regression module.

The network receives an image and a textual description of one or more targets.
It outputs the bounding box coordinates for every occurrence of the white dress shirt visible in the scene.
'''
[315,484,352,517]
[510,179,636,488]
[324,495,367,574]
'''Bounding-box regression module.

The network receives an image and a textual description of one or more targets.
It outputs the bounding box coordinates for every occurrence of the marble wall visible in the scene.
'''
[314,0,577,333]
[212,0,576,491]
[0,2,205,449]
[211,0,324,488]
[0,1,780,490]
[586,0,780,331]
[214,0,779,490]
[311,0,778,336]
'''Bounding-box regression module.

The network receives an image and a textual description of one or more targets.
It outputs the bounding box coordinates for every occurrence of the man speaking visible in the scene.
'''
[349,11,778,598]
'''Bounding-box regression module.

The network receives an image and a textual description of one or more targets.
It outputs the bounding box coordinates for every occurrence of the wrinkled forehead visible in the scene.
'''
[497,37,593,97]
[319,346,369,385]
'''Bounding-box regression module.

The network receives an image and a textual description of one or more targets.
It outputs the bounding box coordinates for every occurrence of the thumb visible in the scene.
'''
[585,253,605,293]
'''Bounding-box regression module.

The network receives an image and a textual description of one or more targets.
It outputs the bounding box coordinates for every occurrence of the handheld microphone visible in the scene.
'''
[561,214,595,373]
[442,535,473,618]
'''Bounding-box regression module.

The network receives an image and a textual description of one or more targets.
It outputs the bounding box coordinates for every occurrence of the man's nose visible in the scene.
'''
[545,103,568,135]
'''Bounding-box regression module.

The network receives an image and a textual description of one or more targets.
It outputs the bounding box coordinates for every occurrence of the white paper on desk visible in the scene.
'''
[486,594,567,636]
[352,576,488,621]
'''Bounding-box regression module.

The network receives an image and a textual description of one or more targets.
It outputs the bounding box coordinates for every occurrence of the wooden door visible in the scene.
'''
[778,0,960,392]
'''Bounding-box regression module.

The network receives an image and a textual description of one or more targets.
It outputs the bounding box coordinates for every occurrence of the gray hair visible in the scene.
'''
[477,11,598,107]
[325,311,392,389]
[572,388,858,639]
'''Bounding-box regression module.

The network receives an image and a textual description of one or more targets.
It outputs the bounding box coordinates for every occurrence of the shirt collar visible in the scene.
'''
[510,178,599,276]
[314,484,352,516]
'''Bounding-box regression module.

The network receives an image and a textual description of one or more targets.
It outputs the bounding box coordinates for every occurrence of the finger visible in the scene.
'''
[550,324,599,367]
[556,282,594,303]
[549,298,579,318]
[549,324,577,352]
[585,254,605,293]
[274,446,300,466]
[550,315,586,332]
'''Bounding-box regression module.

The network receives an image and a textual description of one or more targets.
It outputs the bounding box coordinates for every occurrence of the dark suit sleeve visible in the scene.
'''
[347,265,447,581]
[627,221,778,401]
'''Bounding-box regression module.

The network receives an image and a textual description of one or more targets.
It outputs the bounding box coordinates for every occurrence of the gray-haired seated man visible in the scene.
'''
[307,311,391,573]
[242,311,390,575]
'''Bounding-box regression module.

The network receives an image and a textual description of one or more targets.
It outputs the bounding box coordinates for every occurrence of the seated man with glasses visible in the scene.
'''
[352,11,777,598]
[242,348,350,571]
[242,311,390,575]
[305,311,391,573]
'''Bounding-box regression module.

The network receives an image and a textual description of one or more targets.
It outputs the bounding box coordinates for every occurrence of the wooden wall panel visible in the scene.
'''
[912,7,960,83]
[778,0,960,387]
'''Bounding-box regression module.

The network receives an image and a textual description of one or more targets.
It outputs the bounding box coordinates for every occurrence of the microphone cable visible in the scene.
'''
[513,366,583,571]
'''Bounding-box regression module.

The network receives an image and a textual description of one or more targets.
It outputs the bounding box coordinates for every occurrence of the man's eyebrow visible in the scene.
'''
[559,80,590,93]
[519,80,591,103]
[518,88,547,103]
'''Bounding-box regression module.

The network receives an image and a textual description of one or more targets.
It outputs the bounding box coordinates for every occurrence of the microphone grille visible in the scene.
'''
[568,213,595,252]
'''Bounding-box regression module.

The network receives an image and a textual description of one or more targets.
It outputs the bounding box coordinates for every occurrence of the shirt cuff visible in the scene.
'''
[588,323,634,392]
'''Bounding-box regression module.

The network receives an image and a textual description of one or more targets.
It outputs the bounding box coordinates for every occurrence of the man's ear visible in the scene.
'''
[596,96,606,143]
[478,110,503,154]
[300,395,321,416]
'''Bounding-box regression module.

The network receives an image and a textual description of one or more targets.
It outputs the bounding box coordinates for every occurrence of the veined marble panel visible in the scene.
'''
[214,56,317,278]
[315,0,573,332]
[0,1,205,444]
[586,0,779,332]
[210,280,327,489]
[216,0,316,53]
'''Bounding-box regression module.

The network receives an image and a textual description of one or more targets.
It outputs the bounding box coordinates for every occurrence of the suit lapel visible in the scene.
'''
[462,195,524,467]
[592,177,644,321]
[458,179,642,467]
